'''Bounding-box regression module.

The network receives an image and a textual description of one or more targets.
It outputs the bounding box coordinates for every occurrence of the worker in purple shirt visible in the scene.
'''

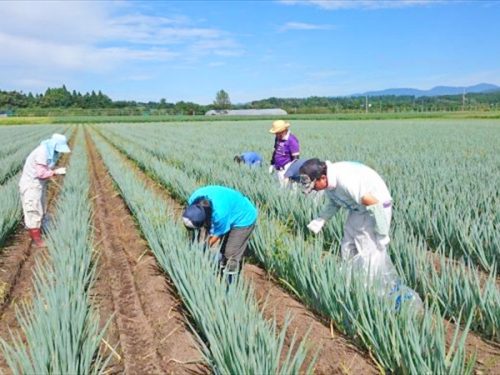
[268,120,300,186]
[234,151,263,167]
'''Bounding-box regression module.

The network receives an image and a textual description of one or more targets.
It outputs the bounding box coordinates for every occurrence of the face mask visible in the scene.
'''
[299,174,316,194]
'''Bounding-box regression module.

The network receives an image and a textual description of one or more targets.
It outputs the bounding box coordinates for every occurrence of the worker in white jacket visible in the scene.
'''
[299,158,423,310]
[299,158,399,284]
[19,133,70,247]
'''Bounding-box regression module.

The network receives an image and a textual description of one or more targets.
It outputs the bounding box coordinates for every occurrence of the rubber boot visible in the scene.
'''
[28,228,46,248]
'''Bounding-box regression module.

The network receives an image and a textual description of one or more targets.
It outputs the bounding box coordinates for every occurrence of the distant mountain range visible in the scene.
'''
[355,83,500,97]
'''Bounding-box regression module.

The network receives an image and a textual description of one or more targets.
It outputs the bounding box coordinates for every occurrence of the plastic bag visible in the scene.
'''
[349,250,423,312]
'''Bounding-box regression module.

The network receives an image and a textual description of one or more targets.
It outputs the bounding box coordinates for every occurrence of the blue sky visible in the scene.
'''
[1,0,499,104]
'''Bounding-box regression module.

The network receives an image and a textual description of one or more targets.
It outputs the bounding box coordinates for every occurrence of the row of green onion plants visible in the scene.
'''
[89,129,315,375]
[104,120,499,273]
[0,176,22,247]
[96,122,499,341]
[94,125,477,373]
[0,127,108,374]
[0,125,59,159]
[0,125,67,186]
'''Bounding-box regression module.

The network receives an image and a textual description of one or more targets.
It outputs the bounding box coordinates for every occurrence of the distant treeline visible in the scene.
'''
[1,85,500,116]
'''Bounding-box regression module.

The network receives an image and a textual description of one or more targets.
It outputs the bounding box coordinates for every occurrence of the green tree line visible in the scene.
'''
[1,85,500,116]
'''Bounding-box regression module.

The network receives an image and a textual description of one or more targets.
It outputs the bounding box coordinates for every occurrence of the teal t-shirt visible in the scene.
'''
[188,185,257,237]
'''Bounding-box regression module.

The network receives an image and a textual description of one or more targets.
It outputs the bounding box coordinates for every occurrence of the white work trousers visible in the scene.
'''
[20,184,47,229]
[341,206,399,287]
[275,162,294,188]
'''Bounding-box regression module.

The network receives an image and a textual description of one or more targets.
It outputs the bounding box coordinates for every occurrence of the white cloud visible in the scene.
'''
[0,1,242,92]
[0,32,178,72]
[104,15,224,45]
[279,22,335,31]
[0,2,110,43]
[188,39,245,58]
[279,0,440,10]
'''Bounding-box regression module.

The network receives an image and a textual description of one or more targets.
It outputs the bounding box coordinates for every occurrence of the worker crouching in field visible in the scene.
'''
[234,151,263,167]
[182,185,258,284]
[299,158,422,310]
[19,133,70,247]
[268,120,300,186]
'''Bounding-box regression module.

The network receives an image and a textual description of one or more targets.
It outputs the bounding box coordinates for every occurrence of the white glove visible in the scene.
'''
[268,165,274,174]
[54,167,66,175]
[307,218,326,234]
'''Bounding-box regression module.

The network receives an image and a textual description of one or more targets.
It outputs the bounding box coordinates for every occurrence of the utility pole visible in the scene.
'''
[365,95,368,113]
[462,89,466,111]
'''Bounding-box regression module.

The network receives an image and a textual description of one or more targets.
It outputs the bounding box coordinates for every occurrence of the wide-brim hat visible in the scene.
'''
[269,120,290,134]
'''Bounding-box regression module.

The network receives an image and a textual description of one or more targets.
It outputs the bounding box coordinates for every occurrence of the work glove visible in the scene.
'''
[54,167,67,175]
[307,218,326,234]
[268,165,274,174]
[366,203,390,236]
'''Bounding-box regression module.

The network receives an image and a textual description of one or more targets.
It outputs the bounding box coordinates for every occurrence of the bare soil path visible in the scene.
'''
[86,130,207,375]
[245,264,379,374]
[0,227,44,373]
[92,129,378,374]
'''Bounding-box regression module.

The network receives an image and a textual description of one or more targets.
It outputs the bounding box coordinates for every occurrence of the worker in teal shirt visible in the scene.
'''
[182,185,257,281]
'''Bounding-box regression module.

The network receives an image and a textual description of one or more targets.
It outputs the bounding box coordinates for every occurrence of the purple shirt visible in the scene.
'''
[271,132,300,169]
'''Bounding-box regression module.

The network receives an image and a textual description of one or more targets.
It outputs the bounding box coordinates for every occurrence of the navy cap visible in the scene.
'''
[284,159,309,181]
[182,204,206,228]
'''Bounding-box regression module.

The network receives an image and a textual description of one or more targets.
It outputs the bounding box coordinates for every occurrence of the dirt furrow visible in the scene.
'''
[93,129,378,374]
[86,130,207,375]
[245,265,378,374]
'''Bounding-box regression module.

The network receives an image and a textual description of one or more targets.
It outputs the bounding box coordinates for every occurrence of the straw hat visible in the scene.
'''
[269,119,290,134]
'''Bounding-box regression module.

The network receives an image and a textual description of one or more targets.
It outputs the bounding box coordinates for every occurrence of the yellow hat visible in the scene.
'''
[269,119,290,134]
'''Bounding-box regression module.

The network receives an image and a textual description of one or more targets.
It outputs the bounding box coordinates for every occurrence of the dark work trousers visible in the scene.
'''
[220,224,255,274]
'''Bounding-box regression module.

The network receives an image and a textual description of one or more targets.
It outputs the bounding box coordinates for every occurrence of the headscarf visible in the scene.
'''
[41,133,70,168]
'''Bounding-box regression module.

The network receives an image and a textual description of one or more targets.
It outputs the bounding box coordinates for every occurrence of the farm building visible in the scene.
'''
[205,108,287,116]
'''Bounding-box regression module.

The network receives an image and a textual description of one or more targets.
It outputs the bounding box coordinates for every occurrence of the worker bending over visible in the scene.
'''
[299,158,422,309]
[19,133,70,247]
[182,185,257,283]
[234,151,263,167]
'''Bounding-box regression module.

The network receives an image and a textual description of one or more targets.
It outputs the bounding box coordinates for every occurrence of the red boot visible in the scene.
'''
[28,228,46,247]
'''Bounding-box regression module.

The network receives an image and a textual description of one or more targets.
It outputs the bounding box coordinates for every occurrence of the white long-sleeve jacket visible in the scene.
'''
[319,161,392,220]
[19,145,54,192]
